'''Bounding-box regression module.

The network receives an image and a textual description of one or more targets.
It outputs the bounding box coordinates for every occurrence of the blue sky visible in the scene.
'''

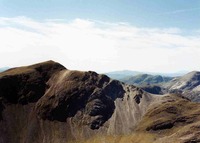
[0,0,199,29]
[0,0,200,73]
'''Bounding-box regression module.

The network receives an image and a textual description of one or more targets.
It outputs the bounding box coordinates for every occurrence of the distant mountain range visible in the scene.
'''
[109,70,200,102]
[105,70,143,80]
[105,70,187,80]
[120,74,173,85]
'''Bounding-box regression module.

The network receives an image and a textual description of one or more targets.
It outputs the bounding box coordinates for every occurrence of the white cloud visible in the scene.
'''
[0,17,200,73]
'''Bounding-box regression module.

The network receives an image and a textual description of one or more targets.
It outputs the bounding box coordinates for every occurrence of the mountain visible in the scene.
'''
[0,61,200,143]
[105,70,143,80]
[132,71,200,102]
[105,70,187,80]
[0,61,158,143]
[120,74,173,85]
[164,71,200,91]
[117,74,172,95]
[162,71,200,102]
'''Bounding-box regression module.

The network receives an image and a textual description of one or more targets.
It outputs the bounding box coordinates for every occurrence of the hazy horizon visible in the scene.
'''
[0,0,200,73]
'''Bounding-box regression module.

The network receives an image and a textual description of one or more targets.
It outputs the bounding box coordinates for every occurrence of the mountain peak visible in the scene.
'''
[0,61,66,104]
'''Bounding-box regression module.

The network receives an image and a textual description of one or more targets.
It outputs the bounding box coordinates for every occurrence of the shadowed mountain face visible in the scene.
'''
[36,70,124,129]
[0,61,65,104]
[1,61,200,143]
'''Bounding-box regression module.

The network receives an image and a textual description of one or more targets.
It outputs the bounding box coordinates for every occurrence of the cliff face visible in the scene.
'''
[0,61,157,143]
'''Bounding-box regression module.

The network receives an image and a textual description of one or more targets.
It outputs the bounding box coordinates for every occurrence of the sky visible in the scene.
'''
[0,0,200,73]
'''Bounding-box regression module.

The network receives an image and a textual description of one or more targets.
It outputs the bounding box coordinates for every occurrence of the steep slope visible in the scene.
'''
[79,94,200,143]
[0,61,158,143]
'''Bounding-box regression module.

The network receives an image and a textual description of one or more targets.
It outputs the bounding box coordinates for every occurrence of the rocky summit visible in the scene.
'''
[0,61,200,143]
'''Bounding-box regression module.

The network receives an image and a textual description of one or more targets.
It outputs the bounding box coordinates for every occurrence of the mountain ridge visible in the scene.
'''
[0,61,200,143]
[105,70,187,80]
[0,61,159,142]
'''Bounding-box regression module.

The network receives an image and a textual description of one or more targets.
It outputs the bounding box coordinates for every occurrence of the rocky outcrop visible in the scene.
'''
[36,70,124,129]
